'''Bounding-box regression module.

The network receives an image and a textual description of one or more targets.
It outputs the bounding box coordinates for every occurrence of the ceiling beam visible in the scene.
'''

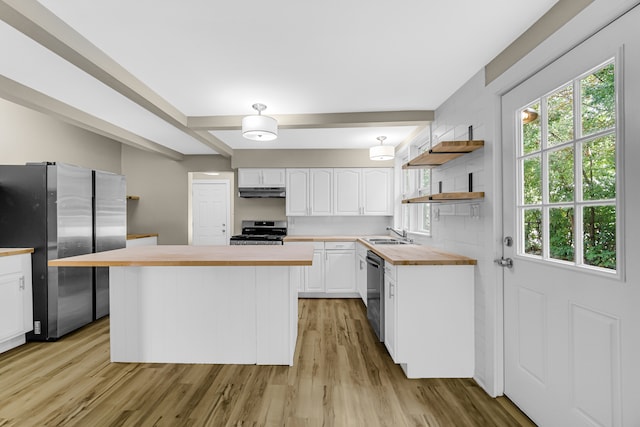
[187,110,434,130]
[0,75,184,161]
[0,0,233,157]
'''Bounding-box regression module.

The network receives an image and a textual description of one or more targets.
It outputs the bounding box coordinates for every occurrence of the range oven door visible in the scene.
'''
[366,251,384,342]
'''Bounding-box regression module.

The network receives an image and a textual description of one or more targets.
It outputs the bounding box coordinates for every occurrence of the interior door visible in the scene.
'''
[501,8,640,426]
[192,181,230,245]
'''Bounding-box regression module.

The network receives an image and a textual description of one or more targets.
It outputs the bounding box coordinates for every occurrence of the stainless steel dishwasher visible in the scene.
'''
[366,250,384,342]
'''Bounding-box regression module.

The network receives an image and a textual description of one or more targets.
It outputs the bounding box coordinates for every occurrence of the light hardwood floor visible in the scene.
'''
[0,299,535,426]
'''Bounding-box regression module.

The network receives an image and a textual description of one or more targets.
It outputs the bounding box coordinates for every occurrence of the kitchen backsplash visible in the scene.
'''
[287,216,392,236]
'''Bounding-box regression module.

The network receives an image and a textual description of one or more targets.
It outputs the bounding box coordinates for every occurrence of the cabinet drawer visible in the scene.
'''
[0,255,22,274]
[324,241,355,250]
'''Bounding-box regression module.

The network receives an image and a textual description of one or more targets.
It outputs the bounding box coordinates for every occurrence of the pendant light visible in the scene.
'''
[369,136,394,161]
[242,103,278,141]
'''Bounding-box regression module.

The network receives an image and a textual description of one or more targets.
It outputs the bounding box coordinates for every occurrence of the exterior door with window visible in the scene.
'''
[192,181,230,245]
[501,9,640,426]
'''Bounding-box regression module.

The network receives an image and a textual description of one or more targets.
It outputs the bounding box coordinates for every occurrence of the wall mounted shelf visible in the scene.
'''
[402,192,484,204]
[126,195,140,200]
[402,140,484,169]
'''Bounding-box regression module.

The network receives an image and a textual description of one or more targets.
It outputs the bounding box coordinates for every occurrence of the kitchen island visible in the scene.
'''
[49,245,314,365]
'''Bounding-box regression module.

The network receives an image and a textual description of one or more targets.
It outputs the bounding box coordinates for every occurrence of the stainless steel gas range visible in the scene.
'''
[229,220,287,245]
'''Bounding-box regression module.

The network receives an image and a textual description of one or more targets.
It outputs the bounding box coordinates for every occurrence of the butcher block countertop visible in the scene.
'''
[0,248,34,257]
[284,235,476,266]
[359,241,476,266]
[284,235,362,242]
[126,233,159,240]
[48,245,314,267]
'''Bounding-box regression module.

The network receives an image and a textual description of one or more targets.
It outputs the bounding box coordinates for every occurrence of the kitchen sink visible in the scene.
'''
[365,238,409,245]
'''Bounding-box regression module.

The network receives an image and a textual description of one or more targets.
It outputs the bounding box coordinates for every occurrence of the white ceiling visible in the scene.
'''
[0,0,559,156]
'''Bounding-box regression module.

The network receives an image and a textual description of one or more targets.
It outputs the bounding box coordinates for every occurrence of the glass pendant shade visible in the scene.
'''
[369,136,394,160]
[242,103,278,141]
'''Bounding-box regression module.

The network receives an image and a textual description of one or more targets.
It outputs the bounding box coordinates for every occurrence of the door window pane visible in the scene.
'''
[522,102,541,154]
[581,63,615,136]
[582,135,616,201]
[583,205,616,269]
[523,208,542,256]
[547,85,574,146]
[549,207,574,262]
[523,156,542,205]
[548,146,574,203]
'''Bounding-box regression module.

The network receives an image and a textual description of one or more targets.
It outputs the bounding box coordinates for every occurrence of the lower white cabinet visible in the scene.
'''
[286,241,357,297]
[356,243,368,306]
[325,242,356,293]
[384,263,475,378]
[0,252,33,354]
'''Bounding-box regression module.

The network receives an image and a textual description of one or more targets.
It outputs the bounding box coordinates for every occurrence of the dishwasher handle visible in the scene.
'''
[366,257,382,269]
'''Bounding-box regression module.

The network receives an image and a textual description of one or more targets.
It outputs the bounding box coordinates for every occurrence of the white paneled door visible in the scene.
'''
[192,181,230,245]
[500,6,640,426]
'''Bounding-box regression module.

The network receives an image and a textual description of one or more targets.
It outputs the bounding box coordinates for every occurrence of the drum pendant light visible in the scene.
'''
[369,136,394,161]
[242,103,278,141]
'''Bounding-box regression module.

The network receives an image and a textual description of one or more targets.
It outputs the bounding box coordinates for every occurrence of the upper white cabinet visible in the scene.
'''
[0,251,33,354]
[287,168,392,217]
[362,168,393,215]
[286,169,333,216]
[334,168,393,216]
[333,168,361,215]
[238,168,286,188]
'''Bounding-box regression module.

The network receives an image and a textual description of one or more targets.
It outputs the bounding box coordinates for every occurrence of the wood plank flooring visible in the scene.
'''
[0,299,535,426]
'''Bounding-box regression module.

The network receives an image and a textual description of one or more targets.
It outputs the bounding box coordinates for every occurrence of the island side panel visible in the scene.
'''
[255,266,298,365]
[109,266,257,364]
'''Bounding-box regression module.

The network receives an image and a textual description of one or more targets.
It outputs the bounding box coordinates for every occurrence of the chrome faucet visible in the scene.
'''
[386,226,407,239]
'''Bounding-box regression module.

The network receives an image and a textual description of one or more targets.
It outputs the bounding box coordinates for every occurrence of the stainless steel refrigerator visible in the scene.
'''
[0,162,126,340]
[93,170,126,319]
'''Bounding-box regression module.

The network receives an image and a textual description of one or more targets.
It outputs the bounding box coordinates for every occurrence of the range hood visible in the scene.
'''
[238,187,286,198]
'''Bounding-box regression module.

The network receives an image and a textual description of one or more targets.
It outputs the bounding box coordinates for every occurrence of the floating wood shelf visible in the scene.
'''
[402,140,484,169]
[126,195,140,200]
[402,192,484,204]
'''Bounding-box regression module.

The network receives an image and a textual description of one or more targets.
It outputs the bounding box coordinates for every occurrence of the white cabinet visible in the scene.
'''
[285,241,357,296]
[238,168,285,188]
[324,242,356,293]
[384,264,475,378]
[362,168,393,215]
[286,169,333,216]
[0,252,33,354]
[333,168,393,216]
[333,168,361,215]
[383,264,397,361]
[307,248,325,292]
[356,243,368,306]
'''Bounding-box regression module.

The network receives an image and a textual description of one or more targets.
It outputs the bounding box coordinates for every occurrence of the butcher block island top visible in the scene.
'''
[48,244,314,267]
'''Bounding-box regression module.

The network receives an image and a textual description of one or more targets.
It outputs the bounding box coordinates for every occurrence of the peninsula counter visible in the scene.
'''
[50,245,314,365]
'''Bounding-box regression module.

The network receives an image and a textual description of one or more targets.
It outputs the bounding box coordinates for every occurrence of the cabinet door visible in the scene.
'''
[306,250,325,292]
[238,169,263,187]
[286,169,309,216]
[0,273,24,341]
[325,250,356,293]
[309,169,333,215]
[261,169,286,187]
[362,168,393,215]
[384,275,397,362]
[333,168,361,215]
